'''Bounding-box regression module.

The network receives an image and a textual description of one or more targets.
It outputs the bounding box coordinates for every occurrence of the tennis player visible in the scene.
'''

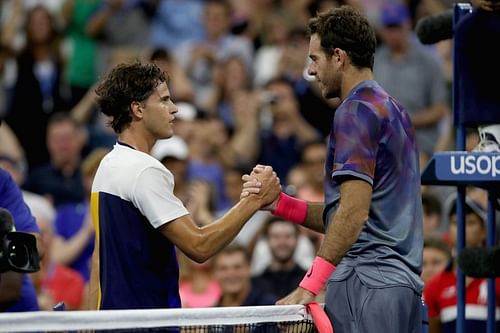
[242,6,424,333]
[88,62,280,310]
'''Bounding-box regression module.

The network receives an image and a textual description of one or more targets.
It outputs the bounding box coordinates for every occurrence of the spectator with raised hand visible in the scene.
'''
[149,0,205,50]
[150,48,194,103]
[215,90,260,170]
[174,0,253,106]
[86,0,155,75]
[61,0,101,107]
[201,55,251,128]
[258,78,320,181]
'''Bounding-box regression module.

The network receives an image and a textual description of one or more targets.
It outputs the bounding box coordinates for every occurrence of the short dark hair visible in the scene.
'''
[47,112,79,130]
[422,192,442,217]
[424,236,451,259]
[215,244,251,264]
[308,6,377,70]
[263,217,299,238]
[95,62,168,133]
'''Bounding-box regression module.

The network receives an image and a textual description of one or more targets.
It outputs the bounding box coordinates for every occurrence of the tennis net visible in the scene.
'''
[0,304,322,333]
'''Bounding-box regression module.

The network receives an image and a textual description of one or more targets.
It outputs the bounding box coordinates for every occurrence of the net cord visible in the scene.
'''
[0,304,311,332]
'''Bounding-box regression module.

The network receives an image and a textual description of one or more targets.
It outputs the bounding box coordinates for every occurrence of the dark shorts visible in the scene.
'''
[325,272,423,333]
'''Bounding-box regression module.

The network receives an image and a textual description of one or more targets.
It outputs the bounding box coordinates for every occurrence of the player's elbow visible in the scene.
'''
[184,251,210,264]
[184,235,212,263]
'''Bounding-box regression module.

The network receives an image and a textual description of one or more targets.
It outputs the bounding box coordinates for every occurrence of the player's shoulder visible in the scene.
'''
[337,97,381,122]
[92,144,168,194]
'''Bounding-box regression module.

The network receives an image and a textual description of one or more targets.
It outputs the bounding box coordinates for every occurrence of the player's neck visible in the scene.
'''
[341,67,374,101]
[118,126,156,154]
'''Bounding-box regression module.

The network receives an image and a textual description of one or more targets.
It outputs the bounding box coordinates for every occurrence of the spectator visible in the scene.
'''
[4,5,69,170]
[252,217,307,299]
[424,198,500,333]
[422,192,443,238]
[258,78,320,181]
[87,0,154,75]
[299,140,326,202]
[150,0,205,50]
[149,48,194,103]
[374,2,449,159]
[61,0,101,106]
[201,55,251,129]
[213,245,277,306]
[178,253,221,308]
[422,236,451,285]
[174,0,253,106]
[23,113,85,207]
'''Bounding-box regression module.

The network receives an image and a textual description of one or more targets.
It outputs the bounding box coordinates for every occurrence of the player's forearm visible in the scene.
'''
[302,202,325,233]
[317,201,367,265]
[190,197,261,262]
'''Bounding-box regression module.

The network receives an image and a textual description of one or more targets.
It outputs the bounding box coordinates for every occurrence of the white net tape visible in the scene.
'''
[0,305,312,332]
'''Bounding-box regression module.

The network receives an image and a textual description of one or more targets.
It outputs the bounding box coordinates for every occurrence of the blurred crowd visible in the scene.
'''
[0,0,496,323]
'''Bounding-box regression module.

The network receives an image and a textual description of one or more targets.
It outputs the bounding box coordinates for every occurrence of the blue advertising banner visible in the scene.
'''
[421,152,500,187]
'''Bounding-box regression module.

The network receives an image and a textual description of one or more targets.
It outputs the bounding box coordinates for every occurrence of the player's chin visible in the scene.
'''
[323,90,337,99]
[159,130,174,140]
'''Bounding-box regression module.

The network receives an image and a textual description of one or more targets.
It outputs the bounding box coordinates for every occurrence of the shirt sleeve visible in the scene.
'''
[131,166,189,228]
[0,170,39,233]
[331,101,381,185]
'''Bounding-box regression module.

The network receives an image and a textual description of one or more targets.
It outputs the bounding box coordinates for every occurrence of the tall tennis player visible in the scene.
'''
[242,6,424,333]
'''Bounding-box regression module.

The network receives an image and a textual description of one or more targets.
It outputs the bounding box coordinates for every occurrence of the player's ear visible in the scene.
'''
[130,101,144,120]
[333,48,347,66]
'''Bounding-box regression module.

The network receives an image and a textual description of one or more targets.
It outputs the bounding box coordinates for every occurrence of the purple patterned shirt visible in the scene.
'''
[323,80,424,293]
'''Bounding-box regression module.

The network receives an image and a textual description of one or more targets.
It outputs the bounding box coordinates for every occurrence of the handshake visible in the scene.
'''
[239,164,282,210]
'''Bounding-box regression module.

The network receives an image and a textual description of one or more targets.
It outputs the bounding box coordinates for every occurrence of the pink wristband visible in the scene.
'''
[272,192,308,224]
[299,256,336,295]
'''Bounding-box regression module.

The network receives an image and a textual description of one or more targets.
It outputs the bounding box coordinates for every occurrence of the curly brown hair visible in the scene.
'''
[95,62,168,133]
[308,6,377,70]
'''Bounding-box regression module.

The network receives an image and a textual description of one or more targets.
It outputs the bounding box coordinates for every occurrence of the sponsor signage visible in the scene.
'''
[434,152,500,181]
